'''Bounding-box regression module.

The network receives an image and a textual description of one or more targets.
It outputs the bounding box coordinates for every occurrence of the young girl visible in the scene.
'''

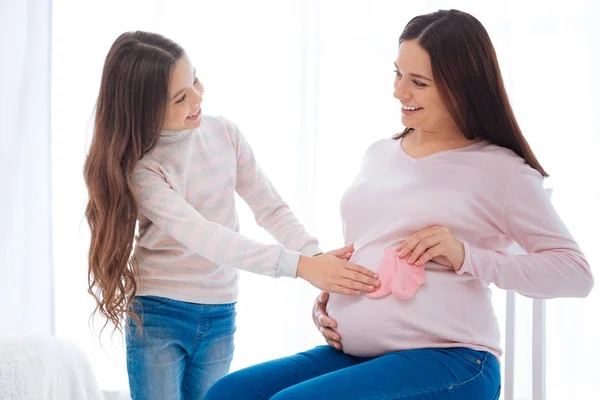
[83,31,380,400]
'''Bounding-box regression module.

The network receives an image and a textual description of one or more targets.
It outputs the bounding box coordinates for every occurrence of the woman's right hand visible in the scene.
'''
[297,253,380,295]
[312,292,343,350]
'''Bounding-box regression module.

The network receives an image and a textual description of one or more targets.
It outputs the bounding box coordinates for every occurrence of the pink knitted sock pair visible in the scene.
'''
[366,247,426,300]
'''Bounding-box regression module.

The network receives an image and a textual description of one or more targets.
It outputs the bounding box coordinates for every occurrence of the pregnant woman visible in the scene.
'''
[205,9,593,400]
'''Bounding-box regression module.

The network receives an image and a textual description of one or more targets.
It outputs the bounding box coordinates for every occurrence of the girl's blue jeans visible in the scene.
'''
[126,296,236,400]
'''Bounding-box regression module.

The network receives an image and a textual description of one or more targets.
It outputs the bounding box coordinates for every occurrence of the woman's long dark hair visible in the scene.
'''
[83,31,184,332]
[395,9,548,177]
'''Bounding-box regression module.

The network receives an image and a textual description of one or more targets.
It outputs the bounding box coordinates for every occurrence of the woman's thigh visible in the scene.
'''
[204,346,361,400]
[272,347,501,400]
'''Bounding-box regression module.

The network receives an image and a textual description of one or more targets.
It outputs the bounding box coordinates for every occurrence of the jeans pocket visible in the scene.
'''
[206,302,237,315]
[133,295,174,313]
[447,347,487,366]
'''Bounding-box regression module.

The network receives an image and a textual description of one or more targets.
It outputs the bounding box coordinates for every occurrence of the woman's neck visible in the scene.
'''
[401,127,480,159]
[410,127,470,148]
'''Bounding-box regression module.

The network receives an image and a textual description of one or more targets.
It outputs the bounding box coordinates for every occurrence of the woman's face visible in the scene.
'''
[393,40,458,134]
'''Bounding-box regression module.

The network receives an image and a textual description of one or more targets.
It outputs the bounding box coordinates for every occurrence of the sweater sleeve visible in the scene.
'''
[457,164,593,299]
[132,160,301,278]
[230,120,322,256]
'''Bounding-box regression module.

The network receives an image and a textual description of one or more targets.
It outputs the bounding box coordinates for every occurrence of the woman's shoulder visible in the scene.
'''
[474,141,529,172]
[469,141,545,193]
[365,137,397,153]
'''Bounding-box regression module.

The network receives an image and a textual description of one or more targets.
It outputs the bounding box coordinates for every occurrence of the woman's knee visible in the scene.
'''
[206,366,272,400]
[204,372,242,400]
[270,387,302,400]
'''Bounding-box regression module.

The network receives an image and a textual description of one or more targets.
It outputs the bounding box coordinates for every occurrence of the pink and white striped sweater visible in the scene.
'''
[131,115,321,304]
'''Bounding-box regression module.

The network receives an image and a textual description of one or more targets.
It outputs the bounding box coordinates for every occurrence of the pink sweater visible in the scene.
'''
[131,115,321,304]
[326,138,593,359]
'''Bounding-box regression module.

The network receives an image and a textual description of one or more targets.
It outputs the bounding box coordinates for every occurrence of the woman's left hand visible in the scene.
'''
[396,226,465,271]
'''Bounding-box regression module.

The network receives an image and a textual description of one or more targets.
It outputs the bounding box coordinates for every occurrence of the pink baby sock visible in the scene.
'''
[365,247,397,299]
[366,247,427,300]
[390,256,427,300]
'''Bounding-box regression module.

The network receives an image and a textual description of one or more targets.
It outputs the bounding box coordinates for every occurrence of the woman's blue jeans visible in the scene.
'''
[205,345,501,399]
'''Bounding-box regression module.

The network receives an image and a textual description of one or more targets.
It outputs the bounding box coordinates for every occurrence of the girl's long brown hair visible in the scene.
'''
[395,9,548,177]
[83,31,184,332]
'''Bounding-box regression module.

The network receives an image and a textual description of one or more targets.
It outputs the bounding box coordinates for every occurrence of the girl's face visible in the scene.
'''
[163,55,204,131]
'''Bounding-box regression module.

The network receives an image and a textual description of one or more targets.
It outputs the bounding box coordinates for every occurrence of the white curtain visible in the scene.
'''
[48,0,600,398]
[0,0,53,338]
